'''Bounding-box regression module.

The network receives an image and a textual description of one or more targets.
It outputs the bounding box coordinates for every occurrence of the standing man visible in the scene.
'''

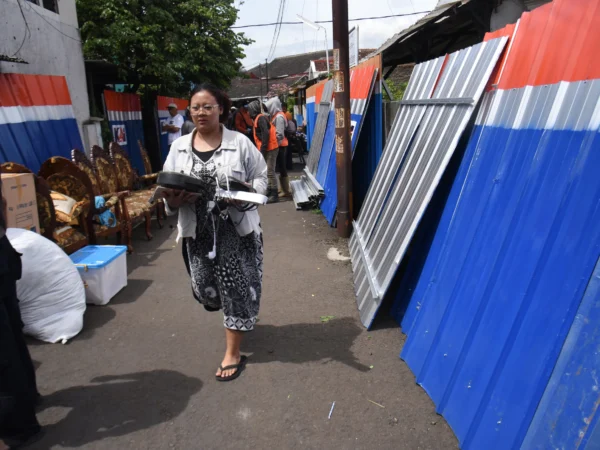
[266,97,291,199]
[247,100,279,203]
[162,103,184,146]
[0,180,42,449]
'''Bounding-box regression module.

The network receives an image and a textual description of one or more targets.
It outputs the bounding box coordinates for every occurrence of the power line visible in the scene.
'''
[231,11,430,29]
[12,0,31,57]
[267,0,284,60]
[301,0,307,53]
[267,0,286,62]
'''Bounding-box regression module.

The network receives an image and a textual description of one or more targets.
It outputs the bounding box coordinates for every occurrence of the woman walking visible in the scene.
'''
[162,84,267,382]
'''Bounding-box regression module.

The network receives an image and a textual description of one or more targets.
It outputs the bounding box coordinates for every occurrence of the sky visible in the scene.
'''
[234,0,439,70]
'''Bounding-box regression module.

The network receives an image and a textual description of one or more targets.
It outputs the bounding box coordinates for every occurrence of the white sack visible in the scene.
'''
[7,228,86,344]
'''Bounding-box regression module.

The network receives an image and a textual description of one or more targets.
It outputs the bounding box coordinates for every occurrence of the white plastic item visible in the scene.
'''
[6,228,86,344]
[69,245,128,305]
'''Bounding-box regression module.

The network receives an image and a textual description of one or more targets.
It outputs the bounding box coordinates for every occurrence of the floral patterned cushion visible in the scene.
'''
[46,174,88,202]
[124,191,152,218]
[37,192,53,237]
[77,162,100,196]
[113,154,133,190]
[95,159,119,193]
[53,225,87,251]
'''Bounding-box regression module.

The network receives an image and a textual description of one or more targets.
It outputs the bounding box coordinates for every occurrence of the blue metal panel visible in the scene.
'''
[306,101,316,151]
[391,123,480,333]
[522,257,600,449]
[0,119,81,173]
[315,111,336,187]
[353,92,383,216]
[107,119,145,174]
[158,125,170,162]
[320,107,375,226]
[399,114,600,449]
[320,139,337,224]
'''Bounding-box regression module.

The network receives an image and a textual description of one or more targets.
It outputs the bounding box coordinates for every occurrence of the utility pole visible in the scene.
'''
[259,63,264,100]
[332,0,352,238]
[265,58,269,99]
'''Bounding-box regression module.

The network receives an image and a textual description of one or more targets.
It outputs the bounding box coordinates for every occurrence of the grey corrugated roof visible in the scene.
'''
[373,1,463,57]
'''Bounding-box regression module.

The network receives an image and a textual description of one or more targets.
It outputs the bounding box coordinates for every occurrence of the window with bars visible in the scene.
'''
[25,0,59,14]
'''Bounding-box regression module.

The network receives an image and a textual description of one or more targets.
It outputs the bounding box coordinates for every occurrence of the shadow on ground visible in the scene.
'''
[246,317,370,372]
[33,370,202,449]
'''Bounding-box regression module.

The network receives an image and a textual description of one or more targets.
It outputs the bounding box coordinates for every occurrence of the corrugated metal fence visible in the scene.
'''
[320,65,379,225]
[0,73,82,173]
[394,0,600,448]
[104,90,145,174]
[350,37,508,328]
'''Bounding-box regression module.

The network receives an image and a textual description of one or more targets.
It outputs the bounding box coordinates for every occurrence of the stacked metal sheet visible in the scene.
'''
[320,66,379,225]
[305,80,334,175]
[349,37,508,328]
[291,80,333,208]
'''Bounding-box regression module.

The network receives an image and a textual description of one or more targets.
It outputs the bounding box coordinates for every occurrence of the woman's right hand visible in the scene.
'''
[161,189,196,208]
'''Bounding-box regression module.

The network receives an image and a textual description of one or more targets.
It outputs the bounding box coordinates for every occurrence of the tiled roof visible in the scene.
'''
[245,50,330,79]
[228,75,303,100]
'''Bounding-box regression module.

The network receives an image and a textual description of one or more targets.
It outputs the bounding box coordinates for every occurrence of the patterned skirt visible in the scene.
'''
[182,212,263,332]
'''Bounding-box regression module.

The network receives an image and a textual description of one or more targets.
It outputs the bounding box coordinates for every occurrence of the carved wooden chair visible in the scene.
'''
[137,140,160,183]
[71,149,128,243]
[109,142,163,229]
[137,139,165,219]
[0,162,57,243]
[40,156,127,251]
[91,145,152,251]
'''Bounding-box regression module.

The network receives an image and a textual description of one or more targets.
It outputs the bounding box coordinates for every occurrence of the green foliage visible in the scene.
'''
[77,0,252,96]
[286,96,295,112]
[385,80,408,101]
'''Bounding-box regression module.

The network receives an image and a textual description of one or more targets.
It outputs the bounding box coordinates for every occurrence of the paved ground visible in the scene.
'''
[28,191,458,449]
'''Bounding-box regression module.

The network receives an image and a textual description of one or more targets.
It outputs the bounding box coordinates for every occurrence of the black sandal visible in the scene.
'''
[216,355,248,382]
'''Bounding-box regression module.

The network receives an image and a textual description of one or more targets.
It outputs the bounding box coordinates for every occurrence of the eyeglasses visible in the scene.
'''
[190,104,220,114]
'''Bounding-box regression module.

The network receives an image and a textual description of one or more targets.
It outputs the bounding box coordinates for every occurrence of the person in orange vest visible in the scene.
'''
[266,97,291,198]
[282,102,293,122]
[234,104,254,139]
[247,100,279,203]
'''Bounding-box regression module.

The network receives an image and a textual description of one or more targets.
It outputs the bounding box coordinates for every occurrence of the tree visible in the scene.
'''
[384,80,408,101]
[77,0,252,95]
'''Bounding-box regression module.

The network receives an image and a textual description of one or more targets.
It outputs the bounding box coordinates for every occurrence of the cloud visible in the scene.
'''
[235,0,437,68]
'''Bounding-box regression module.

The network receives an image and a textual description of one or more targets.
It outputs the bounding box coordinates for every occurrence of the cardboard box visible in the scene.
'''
[1,173,40,234]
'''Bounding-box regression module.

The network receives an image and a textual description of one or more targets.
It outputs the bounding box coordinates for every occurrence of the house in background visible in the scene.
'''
[228,49,376,103]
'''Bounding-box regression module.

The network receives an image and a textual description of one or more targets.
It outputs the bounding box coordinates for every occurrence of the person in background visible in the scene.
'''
[227,106,237,130]
[0,180,43,449]
[181,107,195,135]
[234,104,254,140]
[161,83,267,382]
[266,97,291,199]
[162,103,184,145]
[282,103,293,123]
[247,100,279,203]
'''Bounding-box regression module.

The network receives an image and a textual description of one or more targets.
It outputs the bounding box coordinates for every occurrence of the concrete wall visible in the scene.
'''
[0,0,89,138]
